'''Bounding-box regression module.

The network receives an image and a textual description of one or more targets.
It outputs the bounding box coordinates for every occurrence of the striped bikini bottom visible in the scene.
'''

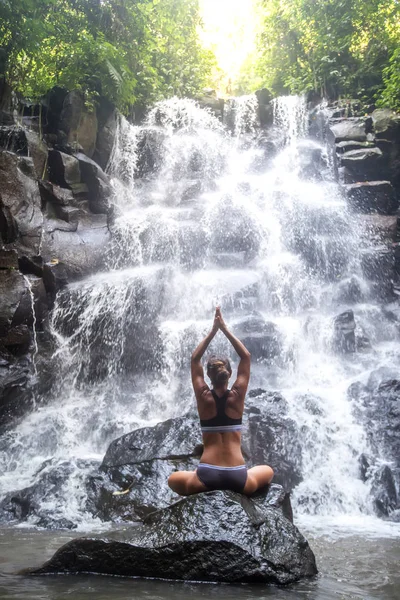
[196,463,247,493]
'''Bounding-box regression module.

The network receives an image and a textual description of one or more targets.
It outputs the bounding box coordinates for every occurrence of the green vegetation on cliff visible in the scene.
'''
[0,0,215,112]
[249,0,400,108]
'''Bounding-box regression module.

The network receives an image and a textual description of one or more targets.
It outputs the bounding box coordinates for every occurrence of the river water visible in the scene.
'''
[1,95,400,597]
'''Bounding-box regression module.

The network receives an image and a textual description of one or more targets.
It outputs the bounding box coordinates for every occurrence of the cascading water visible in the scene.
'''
[1,95,400,533]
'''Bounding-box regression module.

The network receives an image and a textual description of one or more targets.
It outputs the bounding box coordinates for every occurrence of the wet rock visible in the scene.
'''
[336,140,375,153]
[42,261,68,304]
[0,458,98,528]
[0,152,43,255]
[371,109,400,141]
[38,181,75,207]
[0,271,30,335]
[371,465,397,517]
[28,488,317,584]
[48,150,84,195]
[41,213,110,280]
[329,119,367,142]
[360,248,394,283]
[232,315,282,362]
[333,310,356,353]
[0,127,48,179]
[0,248,18,269]
[343,181,397,215]
[42,86,68,134]
[209,203,261,260]
[135,128,166,179]
[59,90,98,157]
[349,378,400,519]
[340,147,386,181]
[0,358,32,430]
[86,393,301,523]
[359,215,398,242]
[75,153,111,214]
[93,107,118,170]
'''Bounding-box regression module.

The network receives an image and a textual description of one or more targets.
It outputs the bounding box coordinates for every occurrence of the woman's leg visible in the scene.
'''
[242,465,274,495]
[168,470,208,496]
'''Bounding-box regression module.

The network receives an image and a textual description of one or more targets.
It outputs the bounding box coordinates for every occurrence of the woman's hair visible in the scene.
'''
[206,355,232,385]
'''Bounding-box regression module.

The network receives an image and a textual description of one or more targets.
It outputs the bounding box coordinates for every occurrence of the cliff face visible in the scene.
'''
[0,85,117,428]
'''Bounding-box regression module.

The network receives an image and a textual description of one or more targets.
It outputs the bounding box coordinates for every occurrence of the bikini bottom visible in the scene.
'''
[196,463,247,493]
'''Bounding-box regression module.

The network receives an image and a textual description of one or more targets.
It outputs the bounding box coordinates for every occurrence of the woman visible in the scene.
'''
[168,307,274,496]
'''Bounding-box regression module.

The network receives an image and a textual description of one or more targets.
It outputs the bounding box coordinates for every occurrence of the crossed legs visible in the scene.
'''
[168,464,274,497]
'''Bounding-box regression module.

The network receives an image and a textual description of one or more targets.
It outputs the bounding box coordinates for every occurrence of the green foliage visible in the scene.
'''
[251,0,400,106]
[0,0,215,113]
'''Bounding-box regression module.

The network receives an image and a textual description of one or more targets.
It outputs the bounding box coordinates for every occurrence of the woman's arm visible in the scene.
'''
[216,307,251,396]
[191,310,219,397]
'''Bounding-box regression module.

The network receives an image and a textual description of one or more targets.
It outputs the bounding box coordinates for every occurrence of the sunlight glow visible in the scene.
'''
[199,0,258,95]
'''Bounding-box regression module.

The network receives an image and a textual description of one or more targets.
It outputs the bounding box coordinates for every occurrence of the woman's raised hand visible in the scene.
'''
[215,306,228,332]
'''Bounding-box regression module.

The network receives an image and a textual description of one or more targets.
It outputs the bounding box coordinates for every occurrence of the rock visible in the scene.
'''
[59,90,98,157]
[42,262,69,303]
[255,88,273,105]
[0,358,32,430]
[333,310,356,353]
[329,119,367,142]
[242,393,302,490]
[75,153,111,214]
[2,325,31,354]
[25,130,48,179]
[232,315,282,362]
[0,458,98,528]
[0,271,30,336]
[371,109,400,141]
[86,393,301,523]
[48,150,84,195]
[349,379,400,519]
[340,147,386,181]
[42,86,68,134]
[359,215,398,242]
[38,180,75,207]
[343,181,398,214]
[336,140,375,153]
[0,127,48,179]
[371,465,397,518]
[41,213,110,280]
[0,249,18,269]
[27,488,317,584]
[93,107,118,170]
[0,152,43,255]
[210,202,261,261]
[360,248,394,283]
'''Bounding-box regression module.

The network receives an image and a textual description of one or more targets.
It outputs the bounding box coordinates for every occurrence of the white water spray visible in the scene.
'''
[0,95,399,532]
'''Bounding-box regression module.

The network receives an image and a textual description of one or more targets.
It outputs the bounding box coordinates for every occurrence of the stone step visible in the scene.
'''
[342,181,398,215]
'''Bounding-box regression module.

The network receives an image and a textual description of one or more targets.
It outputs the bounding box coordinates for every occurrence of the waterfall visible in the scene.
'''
[1,95,399,529]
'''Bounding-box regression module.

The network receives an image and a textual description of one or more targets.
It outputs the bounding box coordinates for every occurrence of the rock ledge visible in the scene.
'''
[27,487,317,584]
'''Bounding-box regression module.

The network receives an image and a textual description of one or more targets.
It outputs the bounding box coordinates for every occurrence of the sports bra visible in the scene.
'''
[200,389,243,433]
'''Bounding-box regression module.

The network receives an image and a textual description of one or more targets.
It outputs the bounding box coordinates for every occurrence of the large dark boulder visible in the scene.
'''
[93,108,118,170]
[0,357,32,430]
[0,152,43,256]
[58,90,98,157]
[86,392,301,524]
[340,147,387,182]
[232,315,283,362]
[0,457,99,529]
[27,488,317,584]
[343,181,398,215]
[371,109,400,141]
[332,310,356,353]
[348,378,400,519]
[75,153,112,214]
[41,213,110,280]
[329,119,367,142]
